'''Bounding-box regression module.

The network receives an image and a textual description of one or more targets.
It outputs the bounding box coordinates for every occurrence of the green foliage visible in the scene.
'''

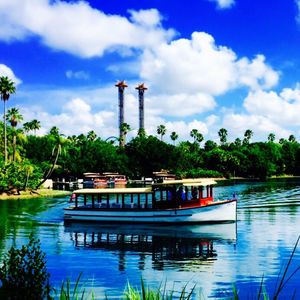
[176,169,223,179]
[125,135,179,178]
[123,279,195,300]
[0,235,51,300]
[218,128,228,145]
[58,273,95,300]
[0,76,16,101]
[0,160,43,192]
[4,118,300,183]
[157,125,167,141]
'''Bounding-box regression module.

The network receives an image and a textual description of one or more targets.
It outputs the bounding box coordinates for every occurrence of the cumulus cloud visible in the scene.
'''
[217,85,300,141]
[66,70,89,80]
[223,112,290,140]
[147,93,216,117]
[0,0,175,57]
[21,97,117,137]
[209,0,235,9]
[140,32,279,96]
[244,86,300,126]
[138,32,279,121]
[0,64,22,85]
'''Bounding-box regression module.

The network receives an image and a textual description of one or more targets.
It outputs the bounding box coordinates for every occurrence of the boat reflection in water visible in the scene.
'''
[64,223,236,271]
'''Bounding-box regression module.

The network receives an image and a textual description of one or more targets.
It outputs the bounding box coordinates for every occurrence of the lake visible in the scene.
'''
[0,178,300,299]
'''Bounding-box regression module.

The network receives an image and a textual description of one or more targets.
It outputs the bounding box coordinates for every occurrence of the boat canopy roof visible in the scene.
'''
[73,187,152,195]
[153,178,217,187]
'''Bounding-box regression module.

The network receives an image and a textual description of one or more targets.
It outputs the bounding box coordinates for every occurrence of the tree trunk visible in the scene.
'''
[13,134,16,162]
[3,100,7,163]
[36,144,61,189]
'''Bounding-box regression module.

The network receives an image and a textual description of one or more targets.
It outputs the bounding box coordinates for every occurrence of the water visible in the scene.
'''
[1,178,300,299]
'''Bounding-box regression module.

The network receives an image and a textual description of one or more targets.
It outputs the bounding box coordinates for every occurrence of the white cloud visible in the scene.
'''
[244,86,300,126]
[236,55,279,90]
[0,64,22,85]
[21,97,117,137]
[129,8,162,27]
[222,112,290,140]
[66,70,89,80]
[0,0,175,58]
[147,93,216,117]
[159,119,208,142]
[209,0,235,9]
[140,32,279,96]
[216,85,300,141]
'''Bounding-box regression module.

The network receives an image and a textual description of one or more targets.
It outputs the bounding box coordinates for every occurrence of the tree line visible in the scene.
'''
[1,76,300,193]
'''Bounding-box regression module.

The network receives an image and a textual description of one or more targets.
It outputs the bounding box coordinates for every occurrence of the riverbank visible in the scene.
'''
[0,189,71,200]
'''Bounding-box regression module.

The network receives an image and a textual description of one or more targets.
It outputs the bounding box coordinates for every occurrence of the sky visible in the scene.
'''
[1,0,300,143]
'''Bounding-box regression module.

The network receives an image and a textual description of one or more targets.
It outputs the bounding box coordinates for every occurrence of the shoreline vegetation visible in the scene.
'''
[0,188,70,200]
[1,175,299,201]
[1,76,300,200]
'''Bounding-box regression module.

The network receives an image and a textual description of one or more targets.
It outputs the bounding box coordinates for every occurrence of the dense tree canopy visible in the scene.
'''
[1,85,299,193]
[1,110,300,192]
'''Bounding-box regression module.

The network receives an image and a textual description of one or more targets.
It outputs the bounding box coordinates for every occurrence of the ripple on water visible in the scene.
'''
[1,180,300,299]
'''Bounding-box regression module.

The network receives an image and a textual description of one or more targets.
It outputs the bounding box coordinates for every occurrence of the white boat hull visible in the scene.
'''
[64,200,237,223]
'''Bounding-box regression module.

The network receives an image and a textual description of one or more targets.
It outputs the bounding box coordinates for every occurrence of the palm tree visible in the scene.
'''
[234,138,242,147]
[170,131,178,145]
[268,133,275,142]
[190,129,199,142]
[6,107,23,161]
[87,130,97,141]
[157,125,166,141]
[31,119,41,135]
[120,122,131,147]
[0,76,16,163]
[243,129,253,145]
[288,135,296,143]
[218,128,228,145]
[36,130,67,189]
[23,122,31,133]
[23,119,41,135]
[279,138,285,145]
[138,128,146,137]
[49,126,60,136]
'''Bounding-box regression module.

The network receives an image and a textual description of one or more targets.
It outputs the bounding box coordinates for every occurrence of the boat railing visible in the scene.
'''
[70,180,217,210]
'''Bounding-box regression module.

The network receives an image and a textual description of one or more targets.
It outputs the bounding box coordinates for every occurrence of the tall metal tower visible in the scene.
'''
[115,80,128,147]
[135,83,147,134]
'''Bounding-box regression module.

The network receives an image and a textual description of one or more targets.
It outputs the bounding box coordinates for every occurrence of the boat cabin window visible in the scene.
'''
[72,189,154,209]
[152,182,214,208]
[70,181,215,210]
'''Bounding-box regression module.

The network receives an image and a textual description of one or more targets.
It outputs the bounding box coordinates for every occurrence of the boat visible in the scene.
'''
[153,170,176,182]
[64,178,237,223]
[82,173,105,188]
[83,172,127,188]
[102,172,127,186]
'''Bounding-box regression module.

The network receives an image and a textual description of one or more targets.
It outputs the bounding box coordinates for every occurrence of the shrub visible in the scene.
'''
[0,235,51,300]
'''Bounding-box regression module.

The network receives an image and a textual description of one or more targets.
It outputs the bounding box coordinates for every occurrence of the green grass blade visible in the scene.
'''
[274,235,300,299]
[257,273,264,300]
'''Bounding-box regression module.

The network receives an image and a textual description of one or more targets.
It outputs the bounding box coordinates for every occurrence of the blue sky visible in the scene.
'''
[1,0,300,142]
